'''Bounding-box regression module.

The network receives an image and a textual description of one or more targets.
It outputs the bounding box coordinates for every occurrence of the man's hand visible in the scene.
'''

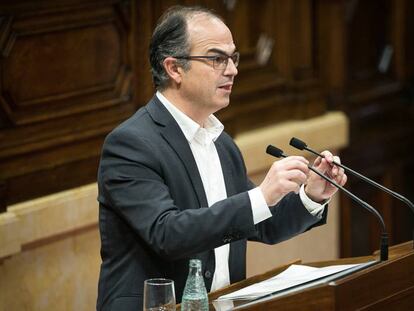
[305,151,347,203]
[259,156,310,206]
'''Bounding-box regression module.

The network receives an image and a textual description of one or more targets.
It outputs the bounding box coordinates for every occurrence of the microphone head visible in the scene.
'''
[266,145,285,158]
[290,137,307,150]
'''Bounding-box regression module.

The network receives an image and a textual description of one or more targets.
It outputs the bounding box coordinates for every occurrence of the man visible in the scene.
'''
[96,5,346,311]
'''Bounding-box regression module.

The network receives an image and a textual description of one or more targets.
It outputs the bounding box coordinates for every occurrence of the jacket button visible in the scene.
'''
[204,270,212,279]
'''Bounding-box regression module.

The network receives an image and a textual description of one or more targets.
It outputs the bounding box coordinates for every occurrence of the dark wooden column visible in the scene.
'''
[316,0,414,257]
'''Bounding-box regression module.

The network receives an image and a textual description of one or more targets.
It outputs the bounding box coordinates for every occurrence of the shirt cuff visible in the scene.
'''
[248,187,272,224]
[299,184,329,218]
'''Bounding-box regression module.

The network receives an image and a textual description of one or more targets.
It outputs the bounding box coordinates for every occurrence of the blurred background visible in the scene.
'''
[0,0,413,310]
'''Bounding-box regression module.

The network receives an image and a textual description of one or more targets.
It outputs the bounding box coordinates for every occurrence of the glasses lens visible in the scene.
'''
[213,53,239,69]
[213,55,228,69]
[232,53,239,67]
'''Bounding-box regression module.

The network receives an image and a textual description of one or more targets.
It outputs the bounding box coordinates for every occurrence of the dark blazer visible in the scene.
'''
[96,96,326,311]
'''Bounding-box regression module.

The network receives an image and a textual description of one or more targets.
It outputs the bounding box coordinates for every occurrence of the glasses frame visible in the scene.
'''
[174,51,240,70]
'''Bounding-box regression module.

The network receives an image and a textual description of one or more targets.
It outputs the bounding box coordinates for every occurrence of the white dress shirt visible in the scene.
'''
[156,91,326,291]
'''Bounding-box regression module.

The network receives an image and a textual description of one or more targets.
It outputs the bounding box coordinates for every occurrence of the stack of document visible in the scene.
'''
[218,262,373,300]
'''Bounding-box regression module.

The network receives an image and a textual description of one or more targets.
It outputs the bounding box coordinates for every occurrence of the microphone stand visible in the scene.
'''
[266,145,388,261]
[290,137,414,249]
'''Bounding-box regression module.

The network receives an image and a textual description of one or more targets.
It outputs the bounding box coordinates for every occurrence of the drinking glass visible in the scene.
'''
[143,278,176,311]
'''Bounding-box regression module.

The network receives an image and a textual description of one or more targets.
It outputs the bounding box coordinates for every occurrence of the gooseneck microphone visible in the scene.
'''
[290,137,414,248]
[266,145,389,261]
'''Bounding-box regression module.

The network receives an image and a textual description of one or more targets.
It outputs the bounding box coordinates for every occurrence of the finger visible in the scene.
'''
[313,156,322,167]
[332,155,342,176]
[314,151,338,174]
[283,169,308,185]
[312,158,329,175]
[276,158,309,173]
[282,156,309,165]
[334,155,341,164]
[329,170,347,187]
[338,173,347,187]
[336,164,345,179]
[320,150,334,164]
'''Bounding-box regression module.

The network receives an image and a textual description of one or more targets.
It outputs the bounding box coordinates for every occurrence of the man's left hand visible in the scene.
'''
[304,151,347,203]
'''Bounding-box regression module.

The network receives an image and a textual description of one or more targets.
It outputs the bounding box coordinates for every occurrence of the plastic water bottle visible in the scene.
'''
[181,259,209,311]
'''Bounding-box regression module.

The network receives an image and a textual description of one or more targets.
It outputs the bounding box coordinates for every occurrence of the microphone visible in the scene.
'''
[266,145,389,261]
[290,137,414,248]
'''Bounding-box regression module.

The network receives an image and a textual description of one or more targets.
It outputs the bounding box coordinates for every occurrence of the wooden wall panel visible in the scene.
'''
[347,0,392,82]
[0,0,329,209]
[316,0,414,257]
[1,12,128,124]
[0,0,136,210]
[404,1,414,79]
[217,0,325,134]
[0,0,412,260]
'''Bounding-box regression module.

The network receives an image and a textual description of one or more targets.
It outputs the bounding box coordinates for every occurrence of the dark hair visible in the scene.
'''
[149,6,223,90]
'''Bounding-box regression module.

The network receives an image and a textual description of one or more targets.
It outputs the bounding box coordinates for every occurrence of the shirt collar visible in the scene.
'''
[156,91,224,143]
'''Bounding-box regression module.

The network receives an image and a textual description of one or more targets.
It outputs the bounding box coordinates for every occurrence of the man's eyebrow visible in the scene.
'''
[206,48,237,56]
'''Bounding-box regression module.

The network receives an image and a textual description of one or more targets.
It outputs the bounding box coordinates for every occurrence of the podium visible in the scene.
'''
[207,241,414,310]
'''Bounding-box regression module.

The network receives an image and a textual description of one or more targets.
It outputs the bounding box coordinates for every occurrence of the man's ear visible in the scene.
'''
[163,57,183,85]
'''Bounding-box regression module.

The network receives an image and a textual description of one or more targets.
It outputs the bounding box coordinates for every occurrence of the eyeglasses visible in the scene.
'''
[174,52,240,70]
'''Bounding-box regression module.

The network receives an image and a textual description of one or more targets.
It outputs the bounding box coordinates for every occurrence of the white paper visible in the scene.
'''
[217,263,365,300]
[212,299,234,311]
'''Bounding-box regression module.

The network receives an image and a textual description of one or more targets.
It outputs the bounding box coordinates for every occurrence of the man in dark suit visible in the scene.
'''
[96,5,347,311]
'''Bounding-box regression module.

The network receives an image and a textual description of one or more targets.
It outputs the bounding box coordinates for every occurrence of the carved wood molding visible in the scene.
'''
[0,0,136,209]
[0,3,132,126]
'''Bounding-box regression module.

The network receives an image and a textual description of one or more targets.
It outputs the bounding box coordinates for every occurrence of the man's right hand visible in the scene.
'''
[259,156,309,206]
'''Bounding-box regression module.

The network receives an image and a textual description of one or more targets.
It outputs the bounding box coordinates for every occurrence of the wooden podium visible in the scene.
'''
[207,241,414,310]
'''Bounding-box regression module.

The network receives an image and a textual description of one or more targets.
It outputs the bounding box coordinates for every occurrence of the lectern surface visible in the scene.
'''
[200,241,414,311]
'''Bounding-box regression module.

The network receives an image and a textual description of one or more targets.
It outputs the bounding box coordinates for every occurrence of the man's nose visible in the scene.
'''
[224,58,238,76]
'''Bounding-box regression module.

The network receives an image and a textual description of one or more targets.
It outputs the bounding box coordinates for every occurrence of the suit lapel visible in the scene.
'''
[216,137,246,283]
[146,96,209,208]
